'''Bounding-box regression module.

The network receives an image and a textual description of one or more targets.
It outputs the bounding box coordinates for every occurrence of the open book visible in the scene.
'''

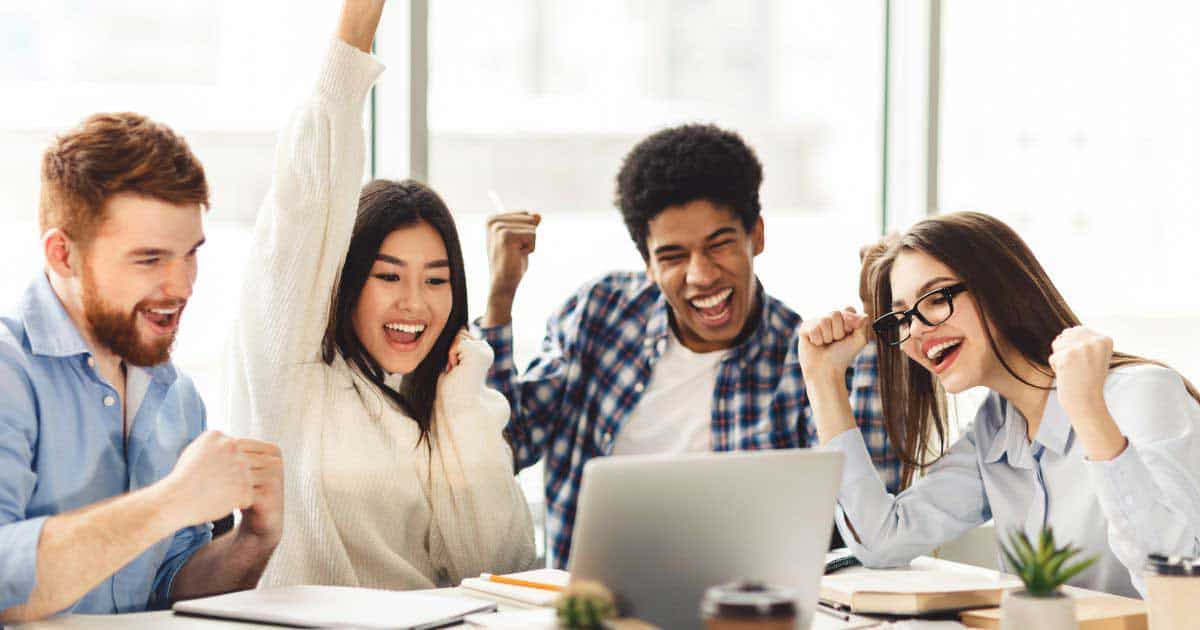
[820,556,1022,615]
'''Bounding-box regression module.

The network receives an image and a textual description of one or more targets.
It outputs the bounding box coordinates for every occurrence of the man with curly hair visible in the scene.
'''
[477,124,899,568]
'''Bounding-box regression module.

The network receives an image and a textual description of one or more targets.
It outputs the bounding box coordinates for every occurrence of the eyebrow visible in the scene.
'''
[651,227,738,258]
[891,275,957,309]
[127,237,206,258]
[376,253,450,269]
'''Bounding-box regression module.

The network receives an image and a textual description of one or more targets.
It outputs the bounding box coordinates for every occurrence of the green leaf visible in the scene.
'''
[1055,555,1099,588]
[1012,530,1036,566]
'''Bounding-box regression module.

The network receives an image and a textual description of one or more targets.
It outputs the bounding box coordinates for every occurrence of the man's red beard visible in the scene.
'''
[81,266,181,367]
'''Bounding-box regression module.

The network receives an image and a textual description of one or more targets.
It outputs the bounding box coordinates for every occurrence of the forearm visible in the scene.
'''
[170,527,275,602]
[0,485,182,622]
[483,292,515,327]
[805,370,859,445]
[337,0,385,52]
[1067,402,1129,461]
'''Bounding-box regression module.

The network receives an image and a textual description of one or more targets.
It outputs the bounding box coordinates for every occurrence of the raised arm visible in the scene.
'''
[797,309,989,567]
[228,0,385,438]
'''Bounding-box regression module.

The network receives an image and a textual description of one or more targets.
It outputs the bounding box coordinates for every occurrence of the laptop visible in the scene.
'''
[566,448,843,628]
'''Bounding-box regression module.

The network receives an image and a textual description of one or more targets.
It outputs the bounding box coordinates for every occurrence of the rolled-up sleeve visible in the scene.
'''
[148,523,213,610]
[0,348,43,611]
[1085,366,1200,590]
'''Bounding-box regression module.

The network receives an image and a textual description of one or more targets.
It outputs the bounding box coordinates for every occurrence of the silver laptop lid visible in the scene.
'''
[567,448,843,628]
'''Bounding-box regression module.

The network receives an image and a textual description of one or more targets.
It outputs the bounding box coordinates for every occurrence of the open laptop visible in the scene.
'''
[566,448,843,628]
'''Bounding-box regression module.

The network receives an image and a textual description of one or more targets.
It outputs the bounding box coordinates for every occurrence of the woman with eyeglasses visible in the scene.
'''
[797,211,1200,597]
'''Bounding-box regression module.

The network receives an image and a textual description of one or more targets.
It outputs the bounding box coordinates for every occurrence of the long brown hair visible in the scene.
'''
[868,211,1200,487]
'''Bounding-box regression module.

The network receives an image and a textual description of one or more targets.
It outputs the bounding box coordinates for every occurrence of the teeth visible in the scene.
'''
[690,288,733,309]
[385,322,426,334]
[147,308,179,315]
[926,340,962,361]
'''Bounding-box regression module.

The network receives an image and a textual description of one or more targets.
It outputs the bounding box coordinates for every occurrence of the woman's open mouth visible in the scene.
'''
[383,321,427,350]
[688,288,734,328]
[926,338,963,374]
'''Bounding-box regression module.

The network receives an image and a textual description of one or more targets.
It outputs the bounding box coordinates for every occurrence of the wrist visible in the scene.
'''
[483,293,515,327]
[144,478,193,536]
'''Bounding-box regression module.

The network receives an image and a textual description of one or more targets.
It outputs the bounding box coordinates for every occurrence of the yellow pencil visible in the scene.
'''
[480,572,564,592]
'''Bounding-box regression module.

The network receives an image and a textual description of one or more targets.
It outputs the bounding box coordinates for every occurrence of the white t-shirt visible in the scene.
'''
[609,331,729,456]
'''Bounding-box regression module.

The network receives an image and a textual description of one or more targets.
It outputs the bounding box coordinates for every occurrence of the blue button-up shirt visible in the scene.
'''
[830,364,1200,598]
[477,271,898,568]
[0,274,211,614]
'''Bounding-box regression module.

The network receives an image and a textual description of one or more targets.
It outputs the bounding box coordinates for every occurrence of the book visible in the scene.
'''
[820,556,1022,615]
[959,594,1148,629]
[172,585,496,629]
[460,569,570,607]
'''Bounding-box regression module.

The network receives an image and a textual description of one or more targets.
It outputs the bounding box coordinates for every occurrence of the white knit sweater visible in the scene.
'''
[225,39,535,589]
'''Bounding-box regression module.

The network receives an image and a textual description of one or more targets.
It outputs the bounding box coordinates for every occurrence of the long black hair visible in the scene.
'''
[321,179,469,445]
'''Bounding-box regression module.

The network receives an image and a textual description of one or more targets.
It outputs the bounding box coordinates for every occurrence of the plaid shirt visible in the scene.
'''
[477,271,899,568]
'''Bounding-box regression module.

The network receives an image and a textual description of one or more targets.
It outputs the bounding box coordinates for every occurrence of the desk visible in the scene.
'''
[10,558,1147,630]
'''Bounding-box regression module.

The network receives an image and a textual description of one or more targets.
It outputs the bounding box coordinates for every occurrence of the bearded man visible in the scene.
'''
[0,112,283,622]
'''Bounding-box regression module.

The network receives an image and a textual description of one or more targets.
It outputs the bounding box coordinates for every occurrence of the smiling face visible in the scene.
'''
[888,249,1000,394]
[351,221,453,375]
[75,192,204,366]
[644,200,763,353]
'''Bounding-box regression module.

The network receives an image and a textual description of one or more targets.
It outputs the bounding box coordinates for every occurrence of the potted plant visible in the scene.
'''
[999,527,1098,630]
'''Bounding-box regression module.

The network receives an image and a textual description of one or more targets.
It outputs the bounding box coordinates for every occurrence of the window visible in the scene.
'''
[941,1,1200,382]
[425,1,888,371]
[0,1,343,426]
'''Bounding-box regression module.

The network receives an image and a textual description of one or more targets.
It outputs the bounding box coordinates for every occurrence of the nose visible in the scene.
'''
[163,258,195,301]
[685,252,720,288]
[391,274,426,313]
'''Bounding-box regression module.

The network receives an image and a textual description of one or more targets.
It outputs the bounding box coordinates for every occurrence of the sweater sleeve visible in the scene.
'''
[227,39,383,440]
[426,337,537,584]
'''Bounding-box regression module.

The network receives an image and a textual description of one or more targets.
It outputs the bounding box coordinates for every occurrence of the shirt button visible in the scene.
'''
[86,356,96,367]
[103,395,116,407]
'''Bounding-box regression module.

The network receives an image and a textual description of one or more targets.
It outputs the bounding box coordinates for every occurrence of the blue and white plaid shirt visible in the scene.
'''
[477,271,899,568]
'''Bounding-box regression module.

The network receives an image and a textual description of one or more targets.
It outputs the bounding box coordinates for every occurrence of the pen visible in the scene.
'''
[480,572,564,592]
[815,603,853,622]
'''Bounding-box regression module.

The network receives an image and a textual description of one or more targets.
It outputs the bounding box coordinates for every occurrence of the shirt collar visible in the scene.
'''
[20,273,90,358]
[982,384,1072,467]
[645,279,771,361]
[19,273,179,386]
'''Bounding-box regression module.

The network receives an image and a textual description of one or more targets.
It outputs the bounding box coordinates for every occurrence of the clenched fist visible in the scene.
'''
[1049,326,1113,419]
[484,211,541,326]
[163,431,254,527]
[797,308,870,382]
[235,438,284,546]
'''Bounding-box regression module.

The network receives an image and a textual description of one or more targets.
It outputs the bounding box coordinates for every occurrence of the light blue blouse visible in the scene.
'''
[829,364,1200,598]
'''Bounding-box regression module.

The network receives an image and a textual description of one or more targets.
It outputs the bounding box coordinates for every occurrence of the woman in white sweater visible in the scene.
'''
[225,0,535,589]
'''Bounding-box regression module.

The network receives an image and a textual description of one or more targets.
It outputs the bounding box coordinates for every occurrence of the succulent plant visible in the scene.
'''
[1000,527,1098,597]
[555,579,616,629]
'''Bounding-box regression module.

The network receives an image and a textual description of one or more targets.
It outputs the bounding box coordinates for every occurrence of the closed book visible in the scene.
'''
[959,594,1148,630]
[820,557,1022,615]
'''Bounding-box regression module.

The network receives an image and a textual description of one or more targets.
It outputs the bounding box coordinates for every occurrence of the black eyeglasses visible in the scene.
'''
[872,283,968,346]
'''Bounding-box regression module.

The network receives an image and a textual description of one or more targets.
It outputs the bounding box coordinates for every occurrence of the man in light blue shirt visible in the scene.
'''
[0,111,284,622]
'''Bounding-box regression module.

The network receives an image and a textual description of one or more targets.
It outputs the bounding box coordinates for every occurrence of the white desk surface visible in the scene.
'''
[7,558,1143,630]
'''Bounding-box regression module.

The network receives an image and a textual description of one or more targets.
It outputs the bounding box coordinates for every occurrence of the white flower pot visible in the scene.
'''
[1000,589,1077,630]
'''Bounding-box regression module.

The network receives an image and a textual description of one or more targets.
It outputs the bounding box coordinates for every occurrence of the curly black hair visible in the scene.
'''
[615,124,763,260]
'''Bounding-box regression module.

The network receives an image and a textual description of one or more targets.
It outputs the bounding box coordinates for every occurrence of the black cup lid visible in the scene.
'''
[1146,554,1200,576]
[701,580,797,619]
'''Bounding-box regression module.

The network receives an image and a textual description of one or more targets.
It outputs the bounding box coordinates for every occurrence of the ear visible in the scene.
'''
[750,216,764,256]
[43,228,79,280]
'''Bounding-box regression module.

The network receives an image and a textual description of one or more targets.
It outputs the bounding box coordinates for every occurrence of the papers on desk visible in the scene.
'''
[820,556,1022,615]
[172,585,496,629]
[459,569,569,607]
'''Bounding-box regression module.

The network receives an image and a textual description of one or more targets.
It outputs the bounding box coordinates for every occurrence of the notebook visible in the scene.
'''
[172,585,497,629]
[459,569,569,607]
[820,556,1022,615]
